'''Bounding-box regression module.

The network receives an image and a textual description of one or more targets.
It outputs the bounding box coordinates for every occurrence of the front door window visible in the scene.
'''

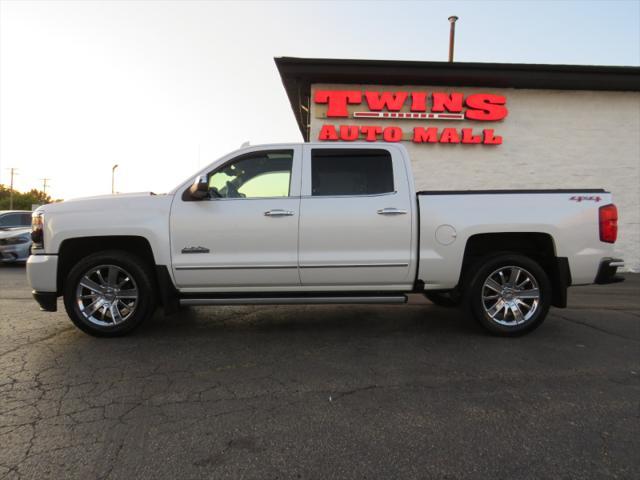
[208,151,293,199]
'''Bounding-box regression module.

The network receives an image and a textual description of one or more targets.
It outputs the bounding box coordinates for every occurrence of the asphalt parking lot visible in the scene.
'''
[1,265,639,480]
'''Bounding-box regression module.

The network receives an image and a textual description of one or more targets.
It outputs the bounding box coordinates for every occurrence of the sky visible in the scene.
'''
[1,0,639,200]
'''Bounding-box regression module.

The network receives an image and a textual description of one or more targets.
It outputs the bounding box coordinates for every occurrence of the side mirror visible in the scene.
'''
[189,175,209,200]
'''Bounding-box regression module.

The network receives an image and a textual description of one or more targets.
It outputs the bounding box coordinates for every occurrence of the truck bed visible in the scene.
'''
[416,189,614,289]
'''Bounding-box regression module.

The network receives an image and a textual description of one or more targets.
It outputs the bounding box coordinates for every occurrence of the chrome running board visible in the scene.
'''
[179,295,407,306]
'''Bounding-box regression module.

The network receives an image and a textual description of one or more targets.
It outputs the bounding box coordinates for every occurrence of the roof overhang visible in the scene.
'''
[274,56,640,140]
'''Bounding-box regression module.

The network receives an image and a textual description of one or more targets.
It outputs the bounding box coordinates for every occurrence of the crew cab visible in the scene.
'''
[26,143,624,337]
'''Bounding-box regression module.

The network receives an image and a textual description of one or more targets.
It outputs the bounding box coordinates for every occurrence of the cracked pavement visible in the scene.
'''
[1,264,639,479]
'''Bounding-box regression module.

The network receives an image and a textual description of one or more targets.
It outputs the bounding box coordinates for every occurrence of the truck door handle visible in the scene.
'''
[377,208,407,215]
[264,209,295,217]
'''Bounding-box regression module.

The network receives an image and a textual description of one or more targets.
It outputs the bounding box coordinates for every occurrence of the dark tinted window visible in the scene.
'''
[20,214,32,226]
[311,149,394,196]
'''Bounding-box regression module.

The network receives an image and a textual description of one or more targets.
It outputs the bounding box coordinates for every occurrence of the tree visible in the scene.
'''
[0,184,59,210]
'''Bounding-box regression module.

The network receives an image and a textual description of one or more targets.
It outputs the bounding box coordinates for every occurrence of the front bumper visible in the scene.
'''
[26,254,58,293]
[27,255,60,311]
[594,258,625,284]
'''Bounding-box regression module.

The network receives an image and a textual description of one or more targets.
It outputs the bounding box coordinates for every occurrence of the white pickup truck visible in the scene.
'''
[27,143,624,337]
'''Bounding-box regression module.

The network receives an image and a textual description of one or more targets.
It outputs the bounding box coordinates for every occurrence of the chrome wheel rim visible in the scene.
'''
[75,265,138,327]
[481,266,540,326]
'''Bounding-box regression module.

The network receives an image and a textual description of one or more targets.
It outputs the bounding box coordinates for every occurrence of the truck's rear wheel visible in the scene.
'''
[63,250,156,337]
[465,253,551,336]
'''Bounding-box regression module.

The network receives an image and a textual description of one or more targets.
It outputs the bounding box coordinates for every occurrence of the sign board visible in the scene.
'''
[314,89,508,145]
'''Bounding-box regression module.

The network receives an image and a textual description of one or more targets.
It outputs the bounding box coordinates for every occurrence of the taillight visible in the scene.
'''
[599,204,618,243]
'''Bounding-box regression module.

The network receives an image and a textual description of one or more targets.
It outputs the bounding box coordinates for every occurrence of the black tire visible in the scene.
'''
[424,291,462,308]
[464,253,551,336]
[63,250,156,337]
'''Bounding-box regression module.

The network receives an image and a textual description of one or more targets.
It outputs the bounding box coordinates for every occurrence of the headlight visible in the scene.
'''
[31,212,44,249]
[5,233,31,245]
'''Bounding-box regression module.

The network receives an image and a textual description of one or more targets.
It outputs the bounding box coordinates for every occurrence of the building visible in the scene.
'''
[275,57,640,271]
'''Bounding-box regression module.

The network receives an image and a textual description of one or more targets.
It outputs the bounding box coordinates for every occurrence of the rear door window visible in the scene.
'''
[311,149,394,196]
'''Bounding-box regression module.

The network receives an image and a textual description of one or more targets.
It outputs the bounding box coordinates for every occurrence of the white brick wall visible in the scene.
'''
[310,84,640,271]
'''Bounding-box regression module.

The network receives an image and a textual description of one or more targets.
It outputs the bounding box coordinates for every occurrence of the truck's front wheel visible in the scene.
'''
[465,253,551,336]
[63,250,156,337]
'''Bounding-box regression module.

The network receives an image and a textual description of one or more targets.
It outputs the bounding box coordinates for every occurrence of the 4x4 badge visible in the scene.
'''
[569,195,602,202]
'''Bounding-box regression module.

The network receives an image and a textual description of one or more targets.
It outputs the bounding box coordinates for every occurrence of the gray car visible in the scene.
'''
[0,210,33,263]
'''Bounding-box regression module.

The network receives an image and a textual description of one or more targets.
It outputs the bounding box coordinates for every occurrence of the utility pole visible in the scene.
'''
[41,178,50,195]
[8,168,18,210]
